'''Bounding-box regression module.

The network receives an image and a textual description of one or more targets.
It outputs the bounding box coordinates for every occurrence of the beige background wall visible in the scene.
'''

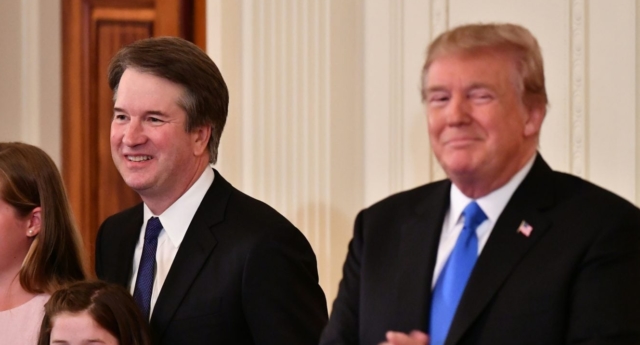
[2,0,639,307]
[0,0,61,166]
[208,0,364,305]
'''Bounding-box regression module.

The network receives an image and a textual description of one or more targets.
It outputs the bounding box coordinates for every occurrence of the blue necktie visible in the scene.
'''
[133,217,163,320]
[429,201,487,345]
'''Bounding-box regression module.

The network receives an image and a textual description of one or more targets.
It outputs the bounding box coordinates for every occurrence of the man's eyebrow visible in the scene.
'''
[113,107,167,116]
[424,85,449,94]
[466,82,495,91]
[144,110,167,116]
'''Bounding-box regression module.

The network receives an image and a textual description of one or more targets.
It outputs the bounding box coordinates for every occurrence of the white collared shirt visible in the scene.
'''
[129,167,214,317]
[431,156,536,288]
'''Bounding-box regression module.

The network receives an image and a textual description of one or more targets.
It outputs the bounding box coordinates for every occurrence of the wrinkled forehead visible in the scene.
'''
[421,48,522,93]
[425,46,519,76]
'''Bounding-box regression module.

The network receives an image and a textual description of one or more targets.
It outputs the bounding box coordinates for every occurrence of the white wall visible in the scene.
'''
[209,0,640,306]
[0,0,61,166]
[208,0,364,305]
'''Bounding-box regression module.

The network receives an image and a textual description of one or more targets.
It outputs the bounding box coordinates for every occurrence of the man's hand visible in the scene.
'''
[379,330,429,345]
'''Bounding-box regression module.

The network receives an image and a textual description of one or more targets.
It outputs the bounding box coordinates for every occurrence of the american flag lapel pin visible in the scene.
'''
[517,220,533,237]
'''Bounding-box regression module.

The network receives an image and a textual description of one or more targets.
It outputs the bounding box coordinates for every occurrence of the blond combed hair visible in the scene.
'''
[423,23,548,111]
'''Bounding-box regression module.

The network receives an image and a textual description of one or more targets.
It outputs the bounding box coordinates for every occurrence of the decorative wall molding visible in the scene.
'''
[637,1,640,205]
[431,0,449,37]
[20,0,41,147]
[13,0,61,166]
[389,0,405,193]
[212,0,363,303]
[429,0,449,182]
[570,0,587,178]
[239,1,331,243]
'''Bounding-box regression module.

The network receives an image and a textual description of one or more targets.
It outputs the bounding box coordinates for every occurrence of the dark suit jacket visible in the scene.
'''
[320,155,640,345]
[96,169,328,345]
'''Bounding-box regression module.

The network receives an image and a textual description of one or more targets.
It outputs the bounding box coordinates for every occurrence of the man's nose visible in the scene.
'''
[446,96,472,126]
[122,120,146,146]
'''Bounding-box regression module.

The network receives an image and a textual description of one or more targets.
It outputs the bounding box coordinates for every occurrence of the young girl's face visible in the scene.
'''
[50,311,119,345]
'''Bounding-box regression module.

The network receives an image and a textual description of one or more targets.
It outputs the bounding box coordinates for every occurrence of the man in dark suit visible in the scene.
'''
[320,23,640,345]
[95,37,327,345]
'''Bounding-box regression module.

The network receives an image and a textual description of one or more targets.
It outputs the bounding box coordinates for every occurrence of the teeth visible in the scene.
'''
[127,155,152,162]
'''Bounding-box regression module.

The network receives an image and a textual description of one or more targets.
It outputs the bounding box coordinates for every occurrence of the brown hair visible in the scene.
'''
[0,142,86,293]
[38,280,152,345]
[422,23,548,110]
[108,36,229,164]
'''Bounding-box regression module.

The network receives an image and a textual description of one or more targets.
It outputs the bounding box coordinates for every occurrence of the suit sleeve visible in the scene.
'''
[319,211,365,345]
[242,223,328,345]
[567,204,640,344]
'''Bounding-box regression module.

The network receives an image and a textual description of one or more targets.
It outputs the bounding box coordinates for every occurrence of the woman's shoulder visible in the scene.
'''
[0,293,49,314]
[0,293,49,343]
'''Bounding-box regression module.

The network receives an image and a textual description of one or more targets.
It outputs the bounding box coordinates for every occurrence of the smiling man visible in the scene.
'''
[95,37,327,345]
[320,23,640,345]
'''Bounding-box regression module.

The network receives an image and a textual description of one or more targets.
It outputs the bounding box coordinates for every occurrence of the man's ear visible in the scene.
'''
[524,104,546,138]
[26,206,42,238]
[192,125,212,156]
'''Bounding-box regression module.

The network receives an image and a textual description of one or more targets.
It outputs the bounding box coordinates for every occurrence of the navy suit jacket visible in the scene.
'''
[320,155,640,345]
[96,169,328,344]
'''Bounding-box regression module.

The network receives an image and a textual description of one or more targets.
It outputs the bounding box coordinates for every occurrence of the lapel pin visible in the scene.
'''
[517,220,533,237]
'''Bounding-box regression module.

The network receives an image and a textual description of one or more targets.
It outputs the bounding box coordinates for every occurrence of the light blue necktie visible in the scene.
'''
[429,201,487,345]
[133,217,163,320]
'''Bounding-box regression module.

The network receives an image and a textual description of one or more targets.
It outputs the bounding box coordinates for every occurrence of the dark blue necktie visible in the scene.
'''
[429,201,487,345]
[133,217,163,320]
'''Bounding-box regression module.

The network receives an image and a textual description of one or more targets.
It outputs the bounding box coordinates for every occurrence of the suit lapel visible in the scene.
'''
[394,181,450,331]
[446,155,555,345]
[113,205,143,286]
[150,169,231,340]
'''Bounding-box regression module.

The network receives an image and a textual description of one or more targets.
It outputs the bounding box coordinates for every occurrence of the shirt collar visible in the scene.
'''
[143,167,215,247]
[449,155,536,226]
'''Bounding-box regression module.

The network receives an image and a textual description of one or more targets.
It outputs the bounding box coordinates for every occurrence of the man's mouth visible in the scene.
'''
[126,155,152,162]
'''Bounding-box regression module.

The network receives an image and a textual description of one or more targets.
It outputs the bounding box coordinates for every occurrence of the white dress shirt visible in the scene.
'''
[129,167,214,317]
[431,156,535,288]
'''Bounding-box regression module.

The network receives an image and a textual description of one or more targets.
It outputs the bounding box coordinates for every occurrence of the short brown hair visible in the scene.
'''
[423,23,547,110]
[38,280,152,345]
[0,142,86,293]
[108,36,229,164]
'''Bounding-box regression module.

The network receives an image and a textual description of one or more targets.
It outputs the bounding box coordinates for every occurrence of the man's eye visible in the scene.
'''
[469,91,493,102]
[113,114,127,121]
[148,117,163,123]
[428,94,449,104]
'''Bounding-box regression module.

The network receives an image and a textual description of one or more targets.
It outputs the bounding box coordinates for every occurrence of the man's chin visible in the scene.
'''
[121,178,153,193]
[440,161,479,179]
[438,154,479,171]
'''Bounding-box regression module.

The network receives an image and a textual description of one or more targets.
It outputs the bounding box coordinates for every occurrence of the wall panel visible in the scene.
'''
[0,0,23,144]
[211,0,363,304]
[588,0,636,202]
[0,0,61,164]
[637,2,640,205]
